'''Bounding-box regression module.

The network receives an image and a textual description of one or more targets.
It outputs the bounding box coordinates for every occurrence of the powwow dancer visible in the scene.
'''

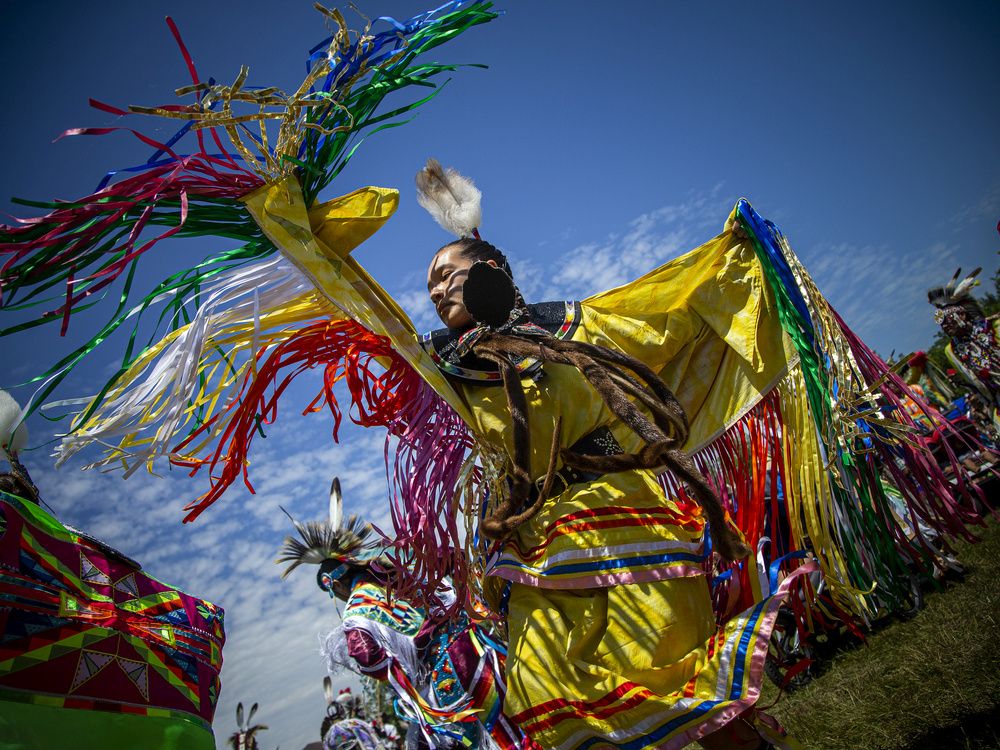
[416,165,803,750]
[929,267,1000,431]
[0,390,226,749]
[0,2,985,748]
[318,677,391,750]
[279,478,523,750]
[228,701,268,750]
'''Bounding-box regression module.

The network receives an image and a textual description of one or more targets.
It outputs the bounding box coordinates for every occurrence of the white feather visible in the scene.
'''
[953,267,982,298]
[329,477,343,530]
[0,389,28,453]
[944,267,962,295]
[415,158,482,238]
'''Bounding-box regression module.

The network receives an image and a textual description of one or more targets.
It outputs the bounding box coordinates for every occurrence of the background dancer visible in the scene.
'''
[929,268,1000,432]
[279,478,523,750]
[0,390,226,749]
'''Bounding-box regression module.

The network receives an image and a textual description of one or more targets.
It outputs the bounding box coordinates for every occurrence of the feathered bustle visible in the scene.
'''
[276,508,372,579]
[415,158,482,238]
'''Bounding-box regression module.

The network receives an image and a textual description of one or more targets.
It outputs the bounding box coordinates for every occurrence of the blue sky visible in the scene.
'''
[1,2,998,748]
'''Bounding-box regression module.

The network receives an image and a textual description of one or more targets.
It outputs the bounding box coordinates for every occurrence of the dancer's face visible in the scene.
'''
[427,243,476,329]
[940,308,971,338]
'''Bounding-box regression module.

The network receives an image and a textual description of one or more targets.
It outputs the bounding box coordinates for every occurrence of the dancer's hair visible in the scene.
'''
[437,237,513,277]
[472,332,750,561]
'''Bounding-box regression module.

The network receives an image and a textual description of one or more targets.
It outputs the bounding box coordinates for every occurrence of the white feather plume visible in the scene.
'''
[415,158,482,238]
[0,389,28,453]
[929,266,984,309]
[945,267,963,293]
[329,476,343,530]
[953,266,982,298]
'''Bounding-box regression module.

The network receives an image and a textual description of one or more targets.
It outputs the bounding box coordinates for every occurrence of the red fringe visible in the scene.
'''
[171,315,479,620]
[173,318,417,521]
[659,390,800,621]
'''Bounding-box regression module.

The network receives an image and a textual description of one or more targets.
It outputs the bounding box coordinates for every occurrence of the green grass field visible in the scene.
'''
[762,517,1000,750]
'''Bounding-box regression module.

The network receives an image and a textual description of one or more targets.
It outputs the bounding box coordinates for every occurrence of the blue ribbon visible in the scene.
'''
[737,198,815,347]
[768,549,809,594]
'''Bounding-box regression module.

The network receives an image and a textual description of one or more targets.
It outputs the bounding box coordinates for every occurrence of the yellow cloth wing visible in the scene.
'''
[582,226,797,451]
[242,176,472,425]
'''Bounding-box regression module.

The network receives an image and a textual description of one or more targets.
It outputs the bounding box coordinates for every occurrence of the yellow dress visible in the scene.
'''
[241,180,809,749]
[440,232,800,749]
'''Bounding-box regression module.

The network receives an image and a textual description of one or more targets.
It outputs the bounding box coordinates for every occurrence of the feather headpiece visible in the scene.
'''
[228,702,267,750]
[415,158,482,238]
[276,477,379,579]
[928,267,983,310]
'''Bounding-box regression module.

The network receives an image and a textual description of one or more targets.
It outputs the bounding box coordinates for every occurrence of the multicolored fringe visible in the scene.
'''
[0,4,498,614]
[154,313,474,610]
[1,1,498,426]
[662,201,985,628]
[170,317,415,519]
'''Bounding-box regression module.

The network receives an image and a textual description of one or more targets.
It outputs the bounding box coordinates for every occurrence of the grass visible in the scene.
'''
[761,516,1000,750]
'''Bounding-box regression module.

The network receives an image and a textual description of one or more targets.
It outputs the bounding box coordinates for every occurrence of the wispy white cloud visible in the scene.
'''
[530,187,734,303]
[948,183,1000,232]
[798,239,958,356]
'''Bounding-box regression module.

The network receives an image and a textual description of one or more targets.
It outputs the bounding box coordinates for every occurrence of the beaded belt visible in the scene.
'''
[528,425,623,501]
